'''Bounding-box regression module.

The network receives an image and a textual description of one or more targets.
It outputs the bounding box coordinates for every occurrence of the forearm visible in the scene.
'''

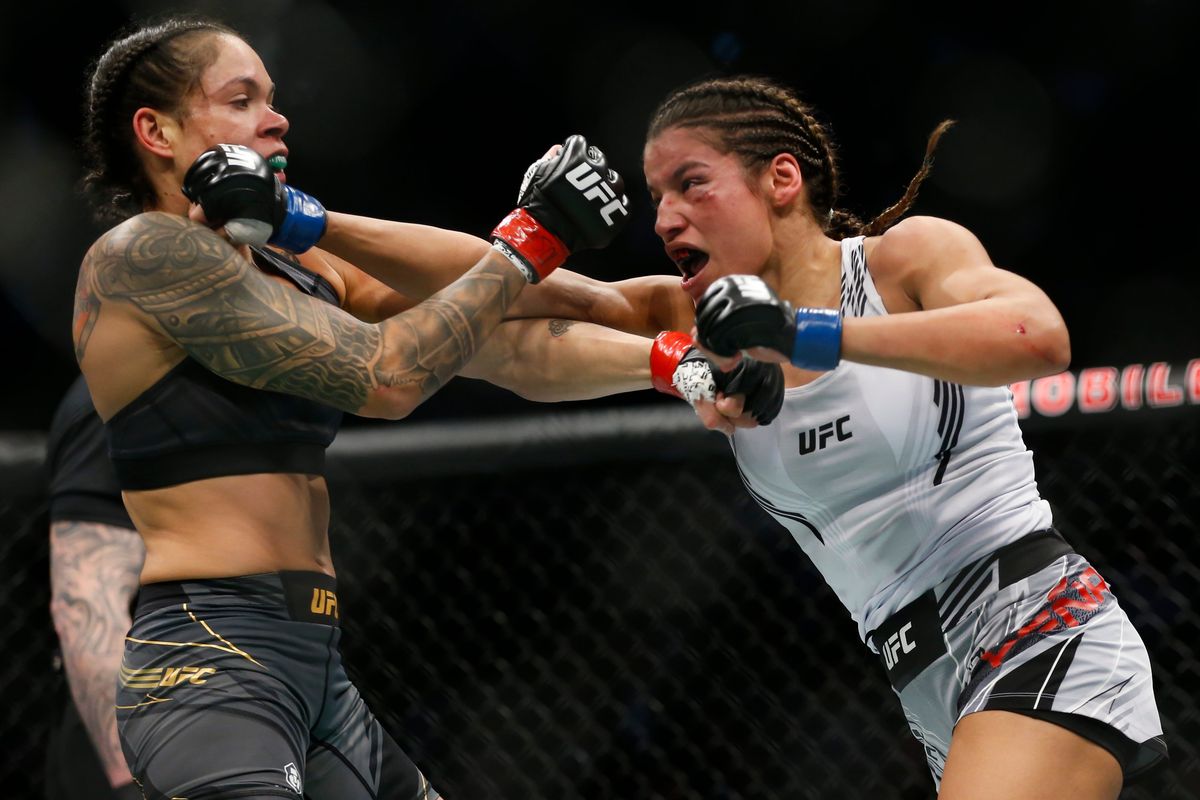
[50,521,144,788]
[507,270,689,338]
[365,248,529,415]
[842,298,1070,386]
[462,318,652,401]
[322,212,491,298]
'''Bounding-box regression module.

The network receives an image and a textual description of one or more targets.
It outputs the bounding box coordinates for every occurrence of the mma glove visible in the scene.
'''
[650,331,784,425]
[695,275,842,372]
[182,144,326,253]
[491,135,630,283]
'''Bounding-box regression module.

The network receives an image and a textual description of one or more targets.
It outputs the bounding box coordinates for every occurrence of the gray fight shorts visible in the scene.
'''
[867,530,1167,788]
[116,572,439,799]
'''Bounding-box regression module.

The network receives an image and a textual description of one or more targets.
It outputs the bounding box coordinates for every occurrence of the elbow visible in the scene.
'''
[510,386,558,403]
[1037,324,1072,376]
[1047,337,1071,375]
[361,386,422,421]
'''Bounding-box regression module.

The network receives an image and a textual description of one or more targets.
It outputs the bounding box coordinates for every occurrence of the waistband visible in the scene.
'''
[135,571,341,626]
[868,529,1074,691]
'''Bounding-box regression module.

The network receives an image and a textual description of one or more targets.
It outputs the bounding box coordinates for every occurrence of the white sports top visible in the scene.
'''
[729,236,1052,642]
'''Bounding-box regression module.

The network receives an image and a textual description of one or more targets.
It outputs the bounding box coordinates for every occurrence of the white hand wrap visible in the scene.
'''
[673,358,717,406]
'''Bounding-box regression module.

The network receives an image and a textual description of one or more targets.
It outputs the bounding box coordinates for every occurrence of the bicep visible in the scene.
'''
[925,262,1061,315]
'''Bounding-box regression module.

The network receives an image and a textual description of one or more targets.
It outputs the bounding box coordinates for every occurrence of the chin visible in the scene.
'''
[682,276,712,304]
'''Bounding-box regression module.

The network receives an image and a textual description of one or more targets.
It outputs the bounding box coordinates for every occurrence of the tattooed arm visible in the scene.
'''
[78,213,527,419]
[49,520,144,789]
[461,318,653,401]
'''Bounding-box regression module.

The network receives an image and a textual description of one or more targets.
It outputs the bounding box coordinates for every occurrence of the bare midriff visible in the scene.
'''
[124,472,334,584]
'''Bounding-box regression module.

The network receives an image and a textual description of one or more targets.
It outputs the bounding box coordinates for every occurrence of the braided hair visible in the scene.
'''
[647,76,953,239]
[80,16,239,223]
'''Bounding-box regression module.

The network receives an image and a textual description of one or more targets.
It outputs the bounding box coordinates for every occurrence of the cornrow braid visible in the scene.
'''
[859,119,955,237]
[647,76,953,239]
[80,16,238,224]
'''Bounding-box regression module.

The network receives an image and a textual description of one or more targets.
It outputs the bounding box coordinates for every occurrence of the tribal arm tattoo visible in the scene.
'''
[83,213,526,416]
[49,520,144,787]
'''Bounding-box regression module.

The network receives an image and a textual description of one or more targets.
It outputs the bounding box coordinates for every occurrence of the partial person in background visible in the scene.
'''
[45,374,142,800]
[502,75,1168,799]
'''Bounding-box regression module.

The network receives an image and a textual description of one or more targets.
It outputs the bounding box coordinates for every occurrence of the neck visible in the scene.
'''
[147,181,191,216]
[143,154,191,216]
[761,212,842,310]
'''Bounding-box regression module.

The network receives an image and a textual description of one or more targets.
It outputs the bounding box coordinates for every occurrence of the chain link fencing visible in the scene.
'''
[2,404,1196,799]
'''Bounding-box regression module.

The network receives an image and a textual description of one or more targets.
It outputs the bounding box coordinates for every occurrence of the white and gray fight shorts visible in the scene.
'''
[867,529,1167,788]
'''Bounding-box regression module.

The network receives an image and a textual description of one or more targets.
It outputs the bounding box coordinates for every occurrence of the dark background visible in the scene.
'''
[1,0,1197,430]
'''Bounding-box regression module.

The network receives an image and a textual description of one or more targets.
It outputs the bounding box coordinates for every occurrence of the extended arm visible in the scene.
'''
[185,143,682,336]
[317,213,492,300]
[49,520,144,790]
[508,269,695,338]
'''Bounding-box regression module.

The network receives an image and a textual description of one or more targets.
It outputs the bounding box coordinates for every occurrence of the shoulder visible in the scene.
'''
[864,216,992,285]
[87,213,195,267]
[94,211,196,248]
[867,216,989,269]
[94,212,232,254]
[84,212,241,287]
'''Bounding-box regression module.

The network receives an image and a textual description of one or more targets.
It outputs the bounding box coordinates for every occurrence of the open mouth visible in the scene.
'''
[671,247,710,280]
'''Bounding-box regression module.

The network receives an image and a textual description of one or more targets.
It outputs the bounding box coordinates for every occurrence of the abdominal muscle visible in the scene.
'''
[124,471,334,584]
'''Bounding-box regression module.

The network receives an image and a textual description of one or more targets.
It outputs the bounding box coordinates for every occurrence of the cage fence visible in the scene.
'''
[1,390,1197,799]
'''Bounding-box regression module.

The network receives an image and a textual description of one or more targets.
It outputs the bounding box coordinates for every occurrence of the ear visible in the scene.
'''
[762,152,804,208]
[131,107,181,159]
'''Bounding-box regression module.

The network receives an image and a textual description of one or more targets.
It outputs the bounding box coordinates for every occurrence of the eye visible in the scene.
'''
[232,97,251,109]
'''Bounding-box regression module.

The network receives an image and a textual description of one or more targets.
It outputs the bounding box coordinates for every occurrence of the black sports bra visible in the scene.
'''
[105,246,345,490]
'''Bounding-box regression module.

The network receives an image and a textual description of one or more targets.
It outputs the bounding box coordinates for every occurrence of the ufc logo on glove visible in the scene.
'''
[217,143,261,171]
[566,163,628,226]
[726,274,777,303]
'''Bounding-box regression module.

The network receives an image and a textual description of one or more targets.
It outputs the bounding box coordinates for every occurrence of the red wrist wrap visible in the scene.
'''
[650,331,695,397]
[491,208,570,282]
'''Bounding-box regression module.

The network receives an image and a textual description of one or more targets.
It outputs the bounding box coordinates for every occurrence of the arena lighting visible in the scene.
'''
[1010,359,1200,420]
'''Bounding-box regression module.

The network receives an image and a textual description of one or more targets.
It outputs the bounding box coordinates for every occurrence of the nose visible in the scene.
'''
[263,105,289,139]
[654,196,685,241]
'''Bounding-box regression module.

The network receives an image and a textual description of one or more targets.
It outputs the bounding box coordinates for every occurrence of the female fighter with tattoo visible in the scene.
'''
[72,15,652,799]
[508,75,1168,798]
